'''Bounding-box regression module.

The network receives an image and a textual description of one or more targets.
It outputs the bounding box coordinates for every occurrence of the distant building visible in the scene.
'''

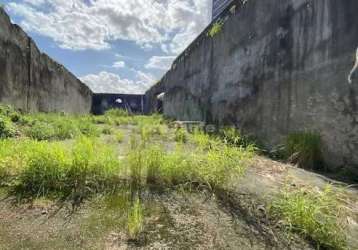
[212,0,233,20]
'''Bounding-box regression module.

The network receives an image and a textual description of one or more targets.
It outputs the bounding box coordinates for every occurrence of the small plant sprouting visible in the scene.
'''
[208,20,224,38]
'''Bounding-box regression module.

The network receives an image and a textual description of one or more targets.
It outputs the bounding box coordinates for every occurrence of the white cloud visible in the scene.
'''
[7,0,211,53]
[7,0,212,93]
[80,71,156,94]
[145,56,175,70]
[23,0,46,7]
[112,61,125,68]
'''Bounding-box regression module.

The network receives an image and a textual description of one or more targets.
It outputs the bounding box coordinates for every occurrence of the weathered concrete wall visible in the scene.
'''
[0,8,92,113]
[146,0,358,171]
[144,81,165,114]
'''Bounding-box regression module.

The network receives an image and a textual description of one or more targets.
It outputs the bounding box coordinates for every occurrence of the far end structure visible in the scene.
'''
[91,93,145,115]
[212,0,233,20]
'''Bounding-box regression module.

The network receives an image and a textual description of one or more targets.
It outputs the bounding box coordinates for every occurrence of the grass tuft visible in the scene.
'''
[285,132,323,170]
[219,127,255,148]
[271,185,347,250]
[190,130,223,150]
[127,198,144,239]
[174,128,187,143]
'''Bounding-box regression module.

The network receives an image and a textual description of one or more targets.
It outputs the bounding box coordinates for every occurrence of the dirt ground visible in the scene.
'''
[0,188,315,250]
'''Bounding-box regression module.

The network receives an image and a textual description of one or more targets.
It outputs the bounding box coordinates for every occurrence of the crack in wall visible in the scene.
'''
[348,47,358,84]
[26,38,31,112]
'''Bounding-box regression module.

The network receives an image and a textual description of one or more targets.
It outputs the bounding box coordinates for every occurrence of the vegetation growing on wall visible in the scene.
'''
[208,20,224,37]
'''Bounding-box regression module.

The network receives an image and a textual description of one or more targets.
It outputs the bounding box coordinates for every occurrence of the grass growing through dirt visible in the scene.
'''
[127,198,144,239]
[123,130,254,240]
[0,105,255,244]
[271,185,347,250]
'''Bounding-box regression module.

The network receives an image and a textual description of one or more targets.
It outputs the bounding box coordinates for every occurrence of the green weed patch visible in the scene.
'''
[1,137,121,198]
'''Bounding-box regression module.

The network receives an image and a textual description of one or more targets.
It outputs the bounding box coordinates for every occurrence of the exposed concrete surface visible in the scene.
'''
[146,0,358,173]
[0,8,92,113]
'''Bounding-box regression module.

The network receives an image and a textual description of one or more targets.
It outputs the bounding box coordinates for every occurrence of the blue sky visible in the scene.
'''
[2,0,211,94]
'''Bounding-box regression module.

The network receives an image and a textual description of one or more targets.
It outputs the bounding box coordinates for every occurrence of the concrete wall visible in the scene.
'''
[144,81,165,114]
[0,8,92,113]
[145,0,358,172]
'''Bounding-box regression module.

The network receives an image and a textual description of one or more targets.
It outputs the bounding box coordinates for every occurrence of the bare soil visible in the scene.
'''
[0,188,314,250]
